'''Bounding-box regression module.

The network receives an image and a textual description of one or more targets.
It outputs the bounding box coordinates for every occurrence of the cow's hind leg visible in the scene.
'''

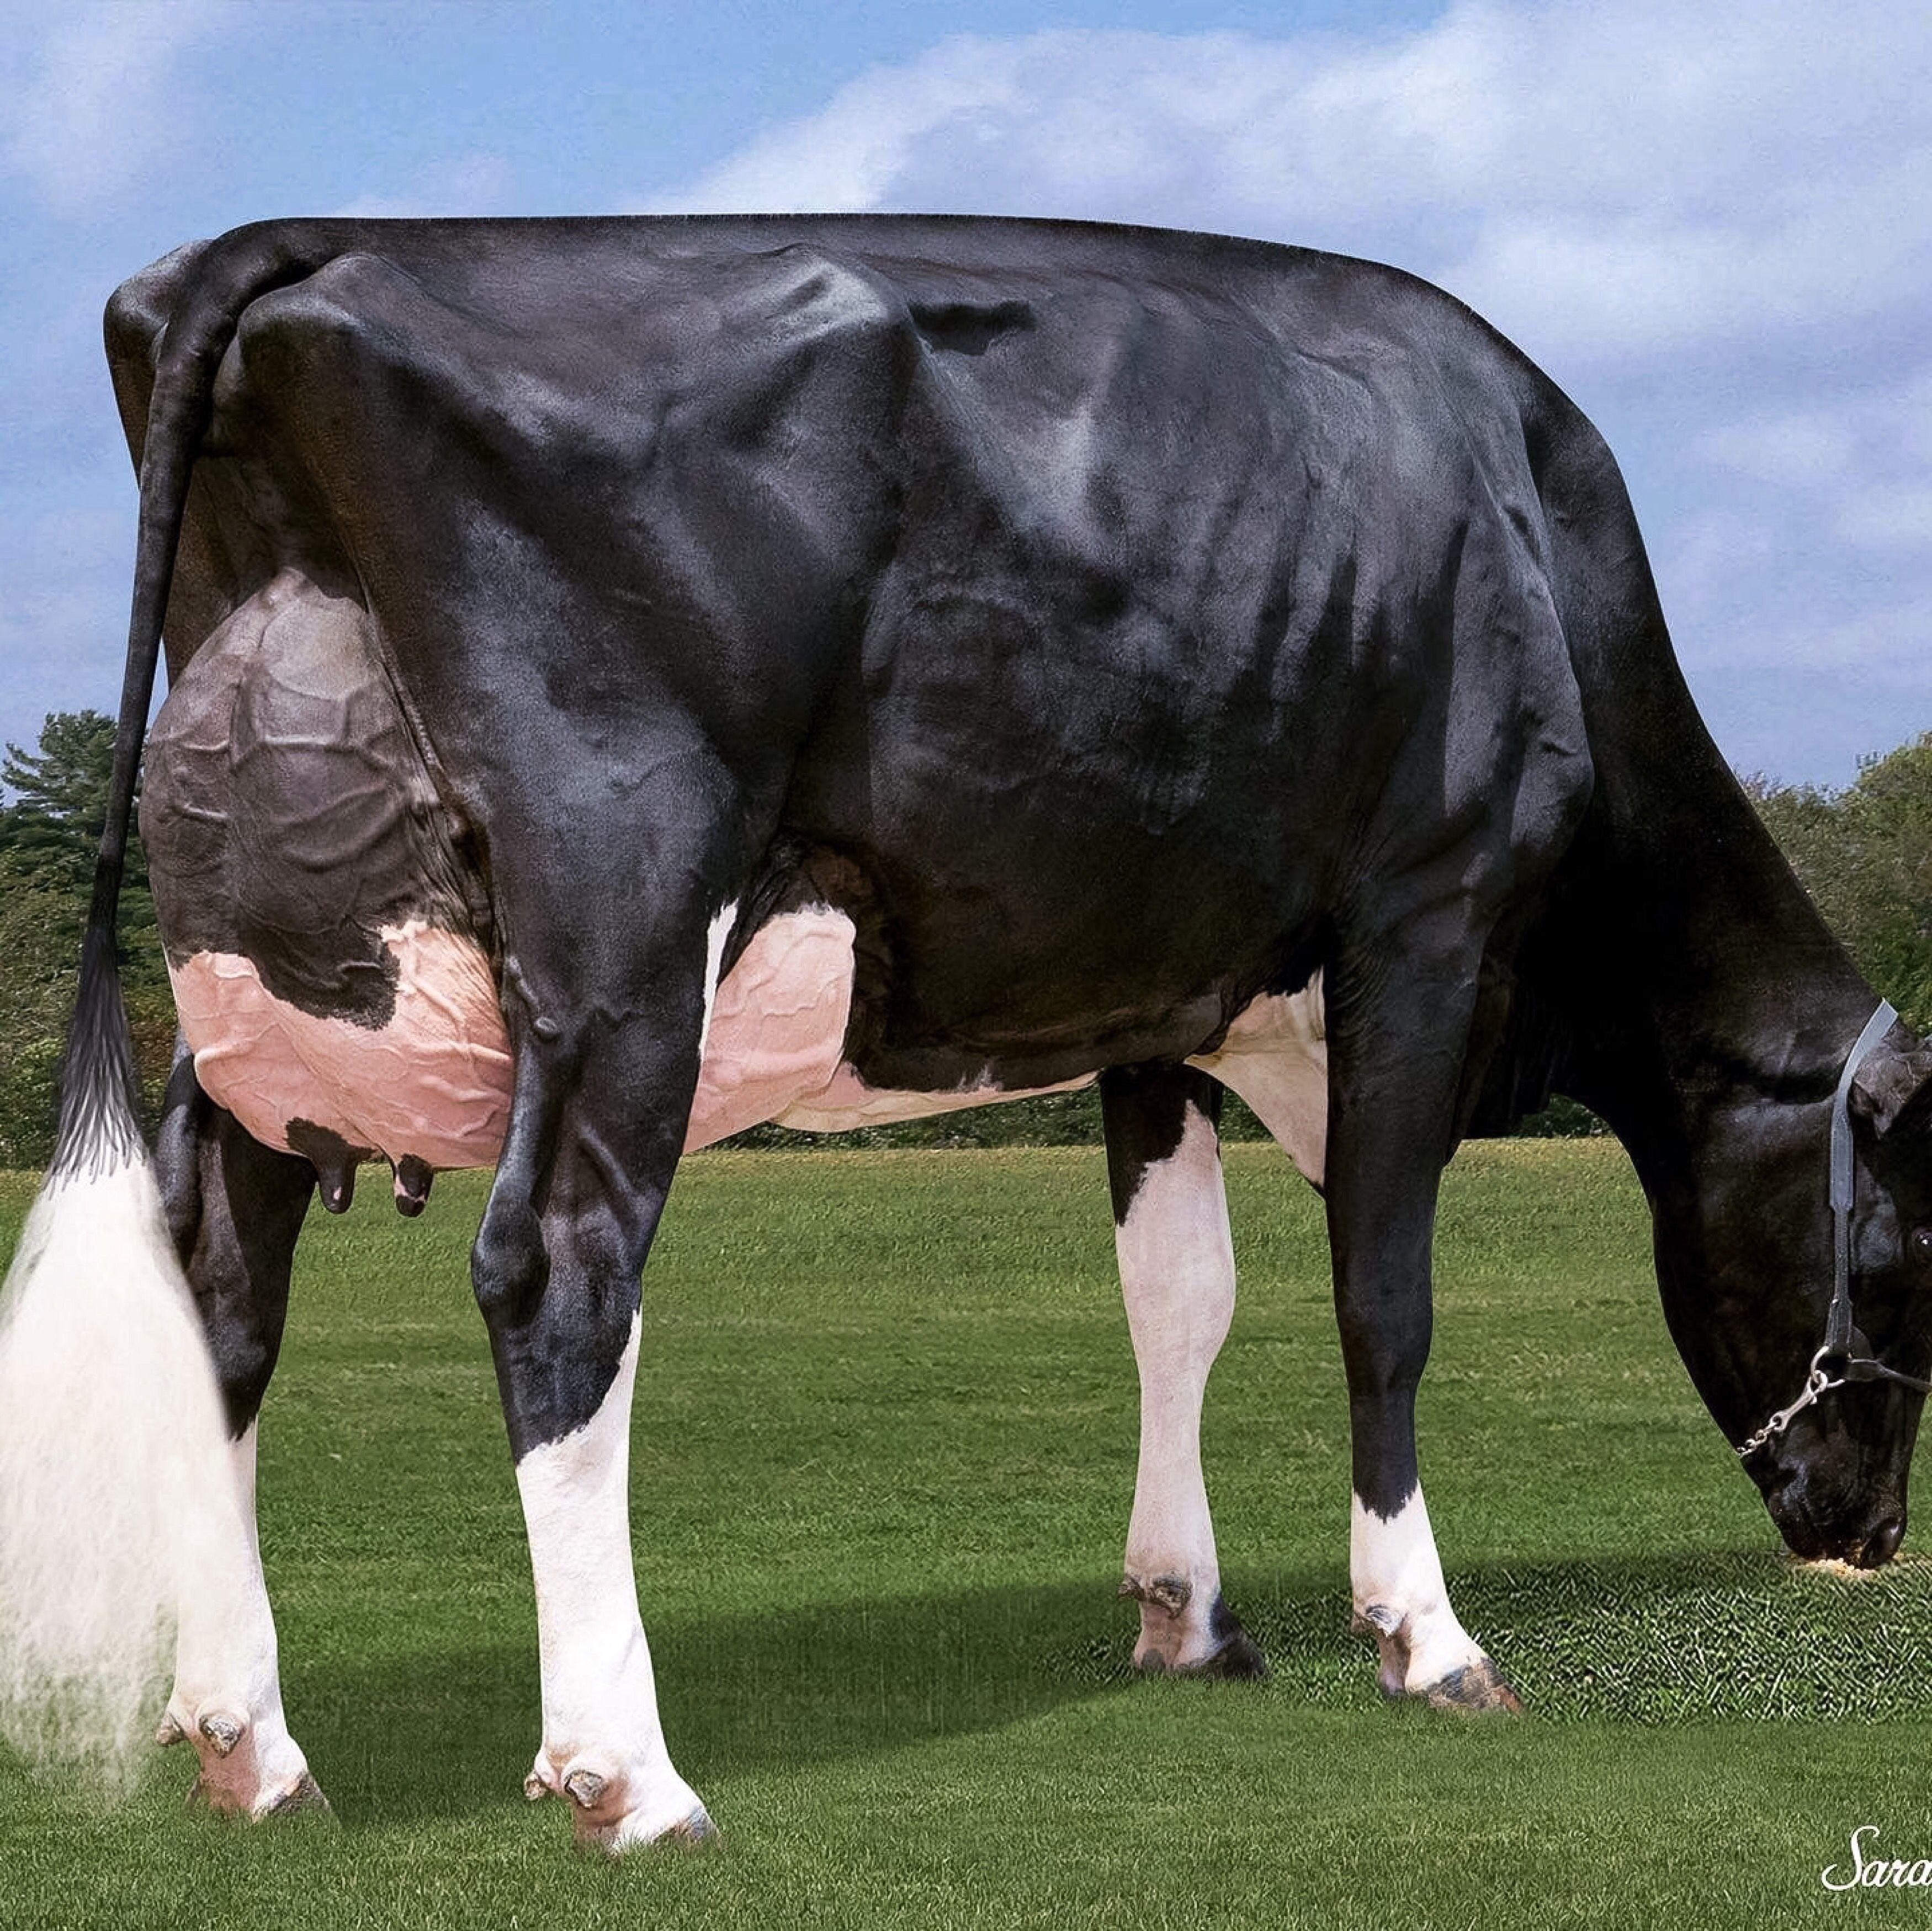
[1101,1065,1265,1677]
[470,844,734,1854]
[152,1048,325,1813]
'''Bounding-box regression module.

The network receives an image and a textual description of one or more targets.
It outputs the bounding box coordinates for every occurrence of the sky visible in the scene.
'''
[0,0,1927,786]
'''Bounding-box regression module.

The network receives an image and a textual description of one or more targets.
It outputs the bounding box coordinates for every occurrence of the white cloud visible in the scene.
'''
[645,4,1932,375]
[1703,594,1932,676]
[1,2,232,217]
[1699,413,1861,491]
[1657,509,1778,628]
[0,515,131,739]
[1697,371,1932,557]
[1835,487,1932,554]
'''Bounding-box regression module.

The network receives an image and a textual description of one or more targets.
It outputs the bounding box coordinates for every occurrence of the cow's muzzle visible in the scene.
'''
[1765,1470,1907,1568]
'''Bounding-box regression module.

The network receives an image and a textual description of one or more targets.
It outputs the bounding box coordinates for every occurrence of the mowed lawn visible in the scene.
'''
[5,1140,1932,1929]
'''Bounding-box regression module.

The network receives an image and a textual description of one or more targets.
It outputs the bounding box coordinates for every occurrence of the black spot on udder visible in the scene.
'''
[141,577,488,1029]
[286,1118,373,1214]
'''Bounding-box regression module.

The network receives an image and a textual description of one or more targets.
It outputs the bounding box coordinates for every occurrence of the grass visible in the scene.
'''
[3,1140,1931,1927]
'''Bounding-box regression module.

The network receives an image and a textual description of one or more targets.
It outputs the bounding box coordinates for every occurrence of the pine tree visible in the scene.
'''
[0,710,172,1165]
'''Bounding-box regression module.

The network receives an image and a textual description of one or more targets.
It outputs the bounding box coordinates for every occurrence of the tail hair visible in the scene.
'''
[0,225,330,1790]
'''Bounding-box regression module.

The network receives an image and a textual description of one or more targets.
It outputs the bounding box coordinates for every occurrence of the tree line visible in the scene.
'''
[0,709,1926,1166]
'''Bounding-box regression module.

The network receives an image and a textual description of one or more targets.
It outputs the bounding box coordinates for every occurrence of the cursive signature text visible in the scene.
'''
[1823,1827,1932,1891]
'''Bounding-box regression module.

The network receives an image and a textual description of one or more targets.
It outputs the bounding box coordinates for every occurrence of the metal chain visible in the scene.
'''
[1732,999,1932,1458]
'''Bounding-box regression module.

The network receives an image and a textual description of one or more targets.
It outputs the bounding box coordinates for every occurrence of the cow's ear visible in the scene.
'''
[1850,1040,1932,1137]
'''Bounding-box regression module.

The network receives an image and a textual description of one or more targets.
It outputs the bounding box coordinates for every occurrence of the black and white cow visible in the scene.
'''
[2,215,1929,1849]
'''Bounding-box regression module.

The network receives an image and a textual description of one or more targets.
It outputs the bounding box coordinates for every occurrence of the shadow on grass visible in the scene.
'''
[291,1577,1136,1825]
[1239,1545,1932,1724]
[273,1543,1932,1824]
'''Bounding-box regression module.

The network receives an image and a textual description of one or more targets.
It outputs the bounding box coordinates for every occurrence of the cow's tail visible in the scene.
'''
[0,232,319,1791]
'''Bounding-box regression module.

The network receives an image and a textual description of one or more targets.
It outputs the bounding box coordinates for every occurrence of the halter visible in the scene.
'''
[1736,999,1932,1460]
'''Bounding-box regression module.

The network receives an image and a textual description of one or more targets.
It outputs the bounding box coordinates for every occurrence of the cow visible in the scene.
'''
[1,214,1929,1852]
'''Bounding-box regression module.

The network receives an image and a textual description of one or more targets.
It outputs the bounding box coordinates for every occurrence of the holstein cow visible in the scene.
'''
[1,215,1929,1848]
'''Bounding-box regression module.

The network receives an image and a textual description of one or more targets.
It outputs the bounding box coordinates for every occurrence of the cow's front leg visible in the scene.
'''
[473,899,727,1855]
[152,1051,327,1813]
[1326,941,1519,1713]
[1101,1065,1265,1676]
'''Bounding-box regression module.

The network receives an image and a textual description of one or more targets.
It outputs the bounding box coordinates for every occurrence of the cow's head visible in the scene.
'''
[1655,1024,1932,1568]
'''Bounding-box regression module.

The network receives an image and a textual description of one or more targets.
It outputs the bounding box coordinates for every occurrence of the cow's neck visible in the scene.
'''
[1551,745,1875,1206]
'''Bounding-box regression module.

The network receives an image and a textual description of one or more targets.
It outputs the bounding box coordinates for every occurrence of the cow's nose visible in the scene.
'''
[1856,1515,1906,1568]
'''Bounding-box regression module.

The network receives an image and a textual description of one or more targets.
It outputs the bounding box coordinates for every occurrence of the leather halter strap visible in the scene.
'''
[1736,999,1932,1460]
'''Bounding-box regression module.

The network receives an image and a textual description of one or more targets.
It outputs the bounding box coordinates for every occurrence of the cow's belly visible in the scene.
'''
[171,906,1102,1170]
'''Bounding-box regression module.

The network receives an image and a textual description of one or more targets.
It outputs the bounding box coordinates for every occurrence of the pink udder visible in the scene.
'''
[682,911,854,1150]
[169,924,514,1170]
[169,910,863,1170]
[171,905,1076,1171]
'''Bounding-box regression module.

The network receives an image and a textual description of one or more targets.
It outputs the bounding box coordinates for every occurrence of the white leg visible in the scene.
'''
[1113,1090,1262,1674]
[516,1317,713,1852]
[1349,1486,1515,1707]
[161,1420,325,1813]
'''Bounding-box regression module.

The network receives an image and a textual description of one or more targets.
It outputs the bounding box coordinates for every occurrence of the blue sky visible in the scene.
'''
[1,0,1927,784]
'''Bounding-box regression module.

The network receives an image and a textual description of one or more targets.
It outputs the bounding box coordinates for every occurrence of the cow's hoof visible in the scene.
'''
[263,1771,333,1817]
[1352,1605,1519,1712]
[665,1805,720,1848]
[1415,1658,1522,1715]
[1127,1578,1266,1677]
[528,1749,716,1855]
[187,1766,333,1820]
[1136,1612,1268,1681]
[580,1793,720,1856]
[168,1697,325,1818]
[1197,1618,1269,1680]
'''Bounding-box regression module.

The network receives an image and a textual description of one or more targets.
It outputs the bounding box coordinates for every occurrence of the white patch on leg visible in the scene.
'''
[1189,977,1328,1185]
[1349,1487,1489,1696]
[1117,1101,1238,1670]
[0,1159,262,1792]
[516,1315,709,1852]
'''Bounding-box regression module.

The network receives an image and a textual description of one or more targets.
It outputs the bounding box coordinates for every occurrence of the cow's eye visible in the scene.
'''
[1912,1227,1932,1266]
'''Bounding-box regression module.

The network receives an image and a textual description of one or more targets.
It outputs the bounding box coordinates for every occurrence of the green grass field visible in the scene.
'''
[3,1140,1931,1928]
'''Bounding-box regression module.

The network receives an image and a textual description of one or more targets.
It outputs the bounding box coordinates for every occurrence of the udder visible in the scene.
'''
[169,920,513,1171]
[169,903,1100,1181]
